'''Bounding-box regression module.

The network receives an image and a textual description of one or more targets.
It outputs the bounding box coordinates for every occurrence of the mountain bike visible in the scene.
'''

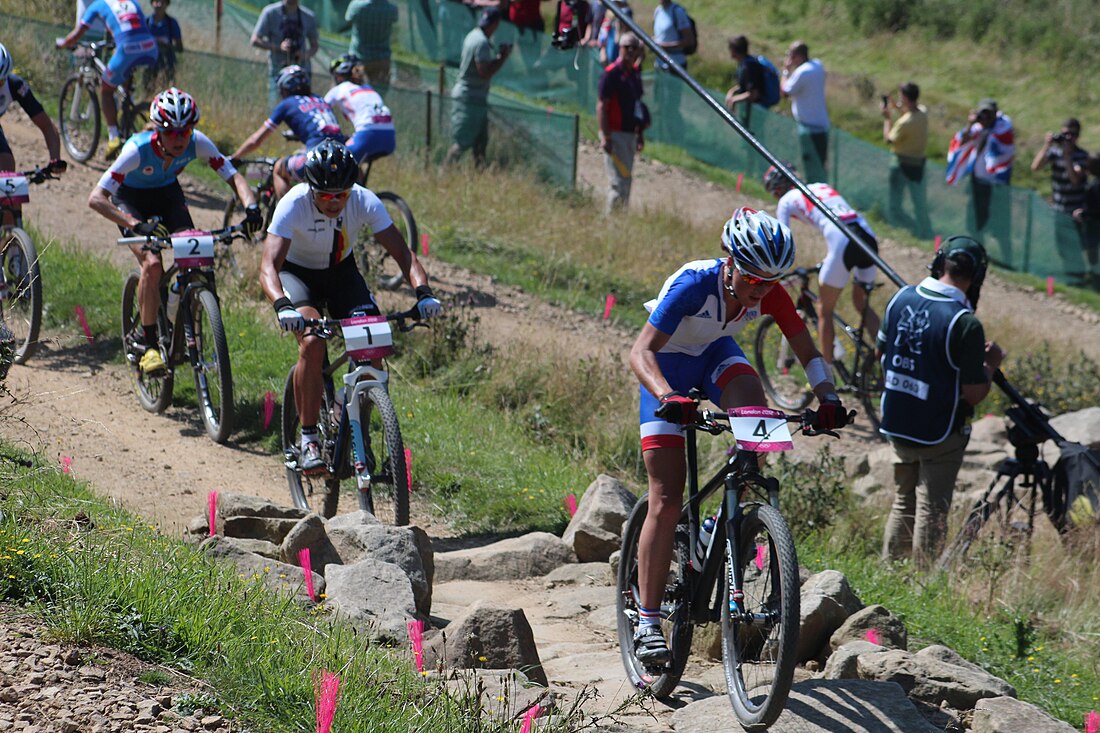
[753,265,885,432]
[355,155,419,292]
[281,308,422,524]
[118,225,247,443]
[616,401,851,730]
[58,41,149,163]
[221,157,279,277]
[0,166,60,366]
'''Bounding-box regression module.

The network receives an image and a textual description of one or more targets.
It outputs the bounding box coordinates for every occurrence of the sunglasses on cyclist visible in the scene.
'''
[160,126,193,138]
[313,189,351,202]
[732,261,782,286]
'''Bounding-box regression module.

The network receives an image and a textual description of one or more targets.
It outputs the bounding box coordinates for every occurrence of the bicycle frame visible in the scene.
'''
[317,349,391,489]
[158,264,218,369]
[68,43,142,128]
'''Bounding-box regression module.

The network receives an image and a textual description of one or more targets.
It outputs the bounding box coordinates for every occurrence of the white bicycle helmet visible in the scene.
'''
[149,87,200,129]
[0,43,12,83]
[721,207,795,280]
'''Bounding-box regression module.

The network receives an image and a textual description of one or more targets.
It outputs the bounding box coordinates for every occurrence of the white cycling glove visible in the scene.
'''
[415,286,442,319]
[273,297,305,332]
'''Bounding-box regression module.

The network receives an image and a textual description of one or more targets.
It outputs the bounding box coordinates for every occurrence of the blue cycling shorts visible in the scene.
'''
[103,39,158,88]
[346,129,396,164]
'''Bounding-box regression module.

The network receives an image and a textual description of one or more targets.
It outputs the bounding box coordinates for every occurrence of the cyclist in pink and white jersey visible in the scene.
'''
[324,55,396,166]
[765,164,881,368]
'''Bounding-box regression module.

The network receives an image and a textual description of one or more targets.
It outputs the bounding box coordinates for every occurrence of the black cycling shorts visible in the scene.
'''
[279,256,378,320]
[842,223,879,271]
[113,181,195,234]
[0,126,11,157]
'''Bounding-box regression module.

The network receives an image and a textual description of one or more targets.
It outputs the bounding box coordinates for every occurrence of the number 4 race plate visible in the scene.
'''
[728,407,794,452]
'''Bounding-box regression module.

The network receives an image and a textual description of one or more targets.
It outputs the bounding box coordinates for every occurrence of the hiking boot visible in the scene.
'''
[139,348,166,375]
[105,137,123,160]
[633,625,670,665]
[299,441,325,473]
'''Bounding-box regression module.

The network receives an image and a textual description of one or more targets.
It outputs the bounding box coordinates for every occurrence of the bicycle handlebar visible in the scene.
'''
[301,306,426,336]
[117,224,248,250]
[690,406,858,440]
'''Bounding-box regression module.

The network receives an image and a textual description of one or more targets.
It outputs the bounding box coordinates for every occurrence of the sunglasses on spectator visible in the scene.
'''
[313,189,351,201]
[733,261,782,286]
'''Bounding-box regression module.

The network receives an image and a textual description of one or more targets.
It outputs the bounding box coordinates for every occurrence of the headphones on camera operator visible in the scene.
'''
[929,235,988,309]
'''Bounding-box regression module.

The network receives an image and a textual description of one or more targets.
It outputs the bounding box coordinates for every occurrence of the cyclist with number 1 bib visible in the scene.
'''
[87,88,262,375]
[628,207,847,664]
[765,164,881,370]
[324,55,396,166]
[57,0,159,159]
[260,139,440,472]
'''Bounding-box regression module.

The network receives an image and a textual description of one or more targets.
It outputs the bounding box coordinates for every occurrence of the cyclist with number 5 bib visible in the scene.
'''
[628,207,847,665]
[260,139,440,472]
[57,0,159,159]
[765,164,881,370]
[324,55,396,167]
[87,88,262,374]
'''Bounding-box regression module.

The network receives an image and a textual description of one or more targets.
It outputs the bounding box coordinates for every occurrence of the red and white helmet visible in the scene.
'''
[149,87,200,130]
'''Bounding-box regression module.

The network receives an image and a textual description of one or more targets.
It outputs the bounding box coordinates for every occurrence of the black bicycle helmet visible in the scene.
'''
[763,161,796,198]
[276,65,311,96]
[303,139,359,192]
[329,54,360,77]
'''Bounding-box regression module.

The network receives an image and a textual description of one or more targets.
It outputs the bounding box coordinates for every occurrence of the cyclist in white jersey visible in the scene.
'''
[324,55,396,165]
[765,164,881,368]
[260,139,440,471]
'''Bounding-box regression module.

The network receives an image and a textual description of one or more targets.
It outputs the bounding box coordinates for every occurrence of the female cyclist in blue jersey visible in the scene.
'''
[324,55,396,166]
[627,207,849,665]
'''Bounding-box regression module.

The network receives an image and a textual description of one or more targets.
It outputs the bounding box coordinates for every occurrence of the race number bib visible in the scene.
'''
[341,315,394,360]
[729,407,793,452]
[0,174,29,206]
[172,230,215,269]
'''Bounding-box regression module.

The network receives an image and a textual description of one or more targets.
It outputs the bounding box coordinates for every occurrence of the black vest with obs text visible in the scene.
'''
[879,284,969,445]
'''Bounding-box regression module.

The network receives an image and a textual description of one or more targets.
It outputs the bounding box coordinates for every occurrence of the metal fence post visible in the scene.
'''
[572,113,579,191]
[425,90,432,169]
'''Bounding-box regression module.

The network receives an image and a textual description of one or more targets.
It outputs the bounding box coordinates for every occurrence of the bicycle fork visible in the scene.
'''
[342,363,388,492]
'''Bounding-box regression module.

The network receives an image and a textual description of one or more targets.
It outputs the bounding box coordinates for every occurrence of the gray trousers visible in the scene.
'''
[604,131,637,213]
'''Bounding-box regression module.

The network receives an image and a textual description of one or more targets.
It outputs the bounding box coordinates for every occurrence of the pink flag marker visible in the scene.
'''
[207,490,218,537]
[74,305,93,344]
[1047,276,1055,297]
[564,494,577,517]
[298,547,317,602]
[60,456,73,475]
[864,628,881,645]
[420,232,429,256]
[407,619,425,673]
[404,447,413,493]
[313,668,341,733]
[1086,712,1098,733]
[262,391,275,431]
[602,292,617,321]
[736,173,743,192]
[934,234,942,251]
[754,544,766,570]
[520,703,542,733]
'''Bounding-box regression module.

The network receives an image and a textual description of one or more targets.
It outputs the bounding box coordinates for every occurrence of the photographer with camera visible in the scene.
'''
[877,236,1006,569]
[444,7,511,167]
[1031,118,1093,284]
[251,0,319,105]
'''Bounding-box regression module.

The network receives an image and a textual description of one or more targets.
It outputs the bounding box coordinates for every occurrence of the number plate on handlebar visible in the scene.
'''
[728,407,793,452]
[0,174,30,207]
[172,230,215,268]
[341,315,394,360]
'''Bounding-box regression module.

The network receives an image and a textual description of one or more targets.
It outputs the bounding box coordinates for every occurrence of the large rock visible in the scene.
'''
[434,532,576,582]
[543,562,612,588]
[797,570,863,663]
[856,646,1016,709]
[216,493,307,522]
[198,535,323,604]
[971,696,1078,733]
[821,639,885,680]
[325,558,418,641]
[422,601,547,686]
[829,604,907,652]
[561,474,637,562]
[1049,406,1100,450]
[280,514,342,574]
[220,515,301,544]
[851,445,896,499]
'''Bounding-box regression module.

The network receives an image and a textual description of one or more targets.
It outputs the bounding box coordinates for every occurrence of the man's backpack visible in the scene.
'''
[674,4,698,56]
[756,55,781,108]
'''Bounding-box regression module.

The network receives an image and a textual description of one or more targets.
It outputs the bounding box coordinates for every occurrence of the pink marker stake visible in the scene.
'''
[1047,276,1055,297]
[313,669,341,733]
[207,490,218,537]
[262,391,275,431]
[298,547,317,602]
[1085,711,1098,733]
[520,703,542,733]
[754,544,766,570]
[420,232,429,257]
[602,293,616,321]
[60,456,73,475]
[404,447,413,493]
[934,234,942,251]
[407,619,425,673]
[736,173,744,193]
[564,494,578,517]
[74,305,93,344]
[864,628,881,645]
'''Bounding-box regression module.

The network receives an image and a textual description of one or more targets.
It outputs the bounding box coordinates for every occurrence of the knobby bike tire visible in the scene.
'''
[121,271,173,413]
[1,227,43,365]
[281,364,341,518]
[754,314,816,411]
[58,75,100,163]
[361,385,410,526]
[191,289,235,444]
[616,497,693,698]
[722,503,799,730]
[359,191,417,291]
[118,97,147,142]
[857,350,884,434]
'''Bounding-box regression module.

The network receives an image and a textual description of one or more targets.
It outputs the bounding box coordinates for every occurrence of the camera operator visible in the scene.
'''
[551,0,590,50]
[877,236,1006,569]
[1031,118,1091,283]
[252,0,319,105]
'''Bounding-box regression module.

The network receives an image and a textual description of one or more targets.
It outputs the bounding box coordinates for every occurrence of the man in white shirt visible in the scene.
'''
[781,40,829,184]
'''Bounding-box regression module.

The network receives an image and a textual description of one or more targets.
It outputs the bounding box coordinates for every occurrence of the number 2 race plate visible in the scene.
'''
[172,230,215,269]
[728,406,793,452]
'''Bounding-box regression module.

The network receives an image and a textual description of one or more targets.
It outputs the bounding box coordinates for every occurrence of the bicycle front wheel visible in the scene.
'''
[359,385,410,526]
[121,271,173,413]
[59,75,101,163]
[1,227,43,365]
[722,503,799,730]
[754,314,815,411]
[282,364,341,518]
[190,289,234,443]
[857,351,884,434]
[615,497,693,698]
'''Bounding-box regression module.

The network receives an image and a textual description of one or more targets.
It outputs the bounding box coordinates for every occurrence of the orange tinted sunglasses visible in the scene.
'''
[314,190,351,201]
[161,126,193,138]
[733,262,782,286]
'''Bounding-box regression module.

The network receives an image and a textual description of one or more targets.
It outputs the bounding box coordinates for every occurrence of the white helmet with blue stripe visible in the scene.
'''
[721,207,795,280]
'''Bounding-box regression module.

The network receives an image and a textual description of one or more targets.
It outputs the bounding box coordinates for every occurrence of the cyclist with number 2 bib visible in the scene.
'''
[57,0,159,158]
[765,164,881,369]
[87,88,262,375]
[324,55,396,166]
[628,207,847,665]
[260,139,441,472]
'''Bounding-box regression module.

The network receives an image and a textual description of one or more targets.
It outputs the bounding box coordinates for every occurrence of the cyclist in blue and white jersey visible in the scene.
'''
[57,0,159,158]
[324,55,396,165]
[259,140,440,471]
[627,207,848,665]
[765,164,882,370]
[231,65,343,201]
[88,88,262,374]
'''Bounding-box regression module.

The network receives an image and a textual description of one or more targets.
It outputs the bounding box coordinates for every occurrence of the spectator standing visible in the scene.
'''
[445,7,511,166]
[1072,154,1100,285]
[251,0,319,105]
[651,0,692,139]
[723,35,764,116]
[597,0,632,64]
[882,81,932,238]
[878,236,1005,569]
[1031,118,1091,283]
[343,0,399,90]
[597,32,645,212]
[143,0,183,94]
[781,41,829,184]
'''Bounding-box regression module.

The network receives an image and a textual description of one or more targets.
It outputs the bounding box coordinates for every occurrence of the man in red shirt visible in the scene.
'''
[596,32,645,212]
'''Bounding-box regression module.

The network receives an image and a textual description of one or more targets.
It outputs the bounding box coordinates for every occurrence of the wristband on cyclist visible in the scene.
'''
[805,356,832,389]
[414,285,435,302]
[272,296,295,315]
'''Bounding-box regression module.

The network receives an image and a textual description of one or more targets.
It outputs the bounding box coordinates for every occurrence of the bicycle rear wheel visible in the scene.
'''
[722,503,799,731]
[118,94,148,141]
[0,227,43,365]
[359,385,410,526]
[59,75,100,163]
[281,364,341,518]
[190,289,234,443]
[754,314,815,411]
[121,271,173,413]
[616,498,693,698]
[359,191,418,291]
[857,351,884,433]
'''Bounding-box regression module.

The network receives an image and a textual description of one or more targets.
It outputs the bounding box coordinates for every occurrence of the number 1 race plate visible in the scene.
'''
[341,315,394,360]
[0,174,30,207]
[728,407,794,452]
[172,230,216,269]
